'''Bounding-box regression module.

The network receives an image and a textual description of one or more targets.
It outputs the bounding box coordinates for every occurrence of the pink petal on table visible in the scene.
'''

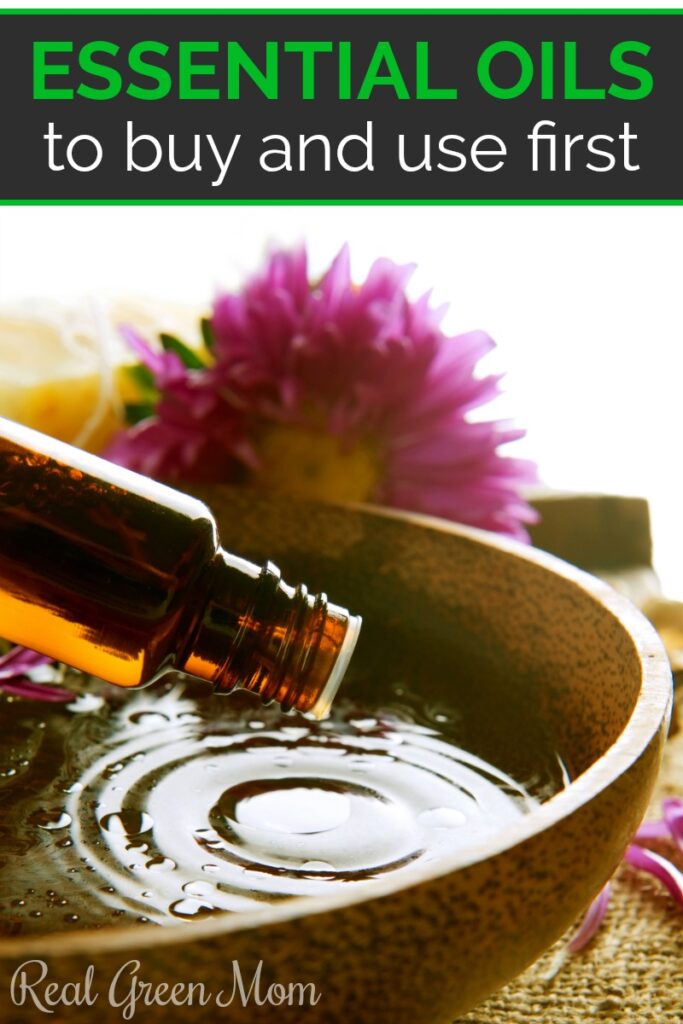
[0,647,53,675]
[662,798,683,852]
[0,679,73,702]
[634,819,672,842]
[624,843,683,905]
[0,646,72,702]
[568,882,612,954]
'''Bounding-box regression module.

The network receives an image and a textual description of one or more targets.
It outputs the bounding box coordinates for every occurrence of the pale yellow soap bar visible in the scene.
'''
[0,299,203,451]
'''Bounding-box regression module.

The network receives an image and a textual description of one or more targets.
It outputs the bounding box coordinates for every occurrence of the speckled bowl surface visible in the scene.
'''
[0,489,672,1024]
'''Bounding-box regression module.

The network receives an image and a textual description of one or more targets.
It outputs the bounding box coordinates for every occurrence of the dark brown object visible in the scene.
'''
[0,418,359,716]
[531,490,680,734]
[529,491,652,572]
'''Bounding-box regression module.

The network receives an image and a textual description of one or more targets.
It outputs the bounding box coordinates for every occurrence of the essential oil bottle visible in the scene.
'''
[0,417,361,718]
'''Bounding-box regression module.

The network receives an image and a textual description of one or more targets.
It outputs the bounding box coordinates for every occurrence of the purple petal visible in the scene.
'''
[360,256,416,303]
[624,843,683,904]
[320,243,351,310]
[662,798,683,852]
[0,679,73,702]
[119,325,164,371]
[119,325,186,386]
[567,882,612,953]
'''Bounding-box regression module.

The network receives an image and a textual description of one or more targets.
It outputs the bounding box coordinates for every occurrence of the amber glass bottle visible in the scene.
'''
[0,417,361,718]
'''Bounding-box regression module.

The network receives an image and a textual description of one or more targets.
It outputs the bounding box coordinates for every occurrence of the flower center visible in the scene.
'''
[250,424,380,504]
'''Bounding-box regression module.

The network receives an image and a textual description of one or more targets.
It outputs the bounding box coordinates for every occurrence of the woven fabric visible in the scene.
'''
[456,727,683,1024]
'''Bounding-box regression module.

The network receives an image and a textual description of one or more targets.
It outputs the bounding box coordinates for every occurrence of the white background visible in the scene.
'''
[0,1,680,594]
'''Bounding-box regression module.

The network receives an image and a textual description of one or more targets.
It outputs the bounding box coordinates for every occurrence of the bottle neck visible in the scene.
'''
[180,550,360,718]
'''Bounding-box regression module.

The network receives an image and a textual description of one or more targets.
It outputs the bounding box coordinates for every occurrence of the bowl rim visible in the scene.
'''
[0,503,672,960]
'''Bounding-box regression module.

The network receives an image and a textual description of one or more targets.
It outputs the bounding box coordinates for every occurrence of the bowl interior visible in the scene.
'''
[203,487,646,785]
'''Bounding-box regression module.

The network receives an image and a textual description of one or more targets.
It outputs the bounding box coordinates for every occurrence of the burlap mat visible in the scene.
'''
[455,726,683,1024]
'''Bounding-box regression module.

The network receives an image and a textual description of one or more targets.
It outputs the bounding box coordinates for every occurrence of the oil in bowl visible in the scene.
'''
[0,661,569,936]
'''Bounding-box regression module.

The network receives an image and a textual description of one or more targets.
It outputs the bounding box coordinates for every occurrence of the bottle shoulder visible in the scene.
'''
[1,414,213,526]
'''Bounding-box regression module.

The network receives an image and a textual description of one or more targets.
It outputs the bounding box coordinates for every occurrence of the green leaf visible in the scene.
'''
[124,363,157,397]
[160,333,206,369]
[200,317,216,353]
[124,402,157,426]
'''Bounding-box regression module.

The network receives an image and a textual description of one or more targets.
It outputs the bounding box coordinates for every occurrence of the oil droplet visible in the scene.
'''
[129,711,170,727]
[67,694,105,714]
[301,860,335,875]
[33,809,72,830]
[417,808,467,829]
[350,718,378,732]
[100,811,153,836]
[145,856,176,872]
[194,829,221,847]
[64,914,79,923]
[169,898,215,918]
[218,778,351,835]
[182,880,214,898]
[280,726,308,741]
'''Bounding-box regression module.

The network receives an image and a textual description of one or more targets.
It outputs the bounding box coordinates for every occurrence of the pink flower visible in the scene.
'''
[107,246,538,540]
[568,797,683,954]
[0,645,72,702]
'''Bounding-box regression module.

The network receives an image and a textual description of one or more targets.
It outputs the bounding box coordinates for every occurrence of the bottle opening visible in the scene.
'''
[307,612,362,720]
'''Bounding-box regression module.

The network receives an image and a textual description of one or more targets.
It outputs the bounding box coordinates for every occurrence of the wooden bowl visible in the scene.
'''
[0,489,672,1024]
